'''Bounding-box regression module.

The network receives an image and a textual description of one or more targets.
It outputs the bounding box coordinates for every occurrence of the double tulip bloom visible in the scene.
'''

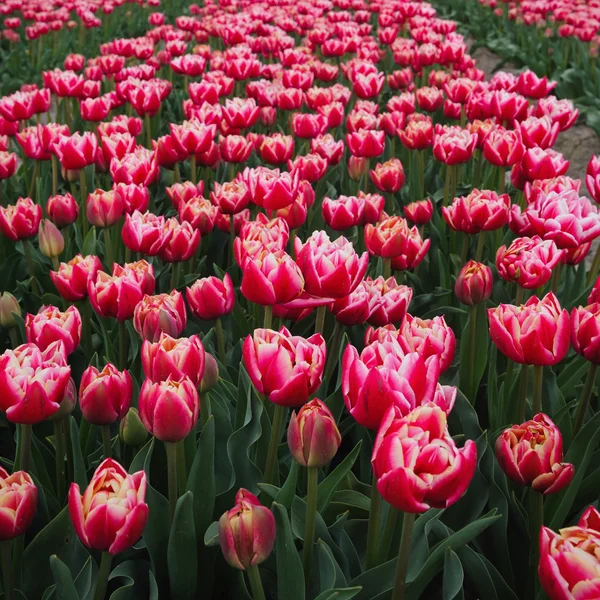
[365,216,430,266]
[571,303,600,364]
[186,273,235,321]
[539,506,600,600]
[242,328,326,407]
[88,267,147,322]
[442,189,510,234]
[488,293,570,366]
[372,405,477,513]
[495,413,574,495]
[51,254,102,302]
[0,197,42,241]
[363,276,413,327]
[69,459,148,555]
[133,291,187,342]
[0,467,37,541]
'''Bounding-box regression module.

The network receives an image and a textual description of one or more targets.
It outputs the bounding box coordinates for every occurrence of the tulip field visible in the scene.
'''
[3,0,600,598]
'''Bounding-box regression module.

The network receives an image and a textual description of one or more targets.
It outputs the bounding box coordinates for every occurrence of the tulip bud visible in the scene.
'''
[49,377,77,421]
[218,488,276,570]
[287,399,341,468]
[38,219,64,258]
[455,260,492,306]
[0,292,20,328]
[200,353,219,394]
[119,407,149,447]
[0,468,37,541]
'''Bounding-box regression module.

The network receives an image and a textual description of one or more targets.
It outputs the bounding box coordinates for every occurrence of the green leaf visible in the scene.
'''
[50,555,79,600]
[458,303,489,404]
[317,440,362,513]
[275,460,299,509]
[69,417,88,489]
[204,521,219,547]
[313,588,363,600]
[273,502,305,600]
[442,549,464,600]
[109,560,155,600]
[168,491,198,600]
[82,226,97,256]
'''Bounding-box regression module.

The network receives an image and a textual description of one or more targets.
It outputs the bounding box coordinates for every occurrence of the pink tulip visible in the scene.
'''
[0,468,37,541]
[25,305,82,355]
[133,291,187,342]
[571,303,600,364]
[442,189,510,234]
[455,261,493,307]
[364,276,413,327]
[186,273,235,321]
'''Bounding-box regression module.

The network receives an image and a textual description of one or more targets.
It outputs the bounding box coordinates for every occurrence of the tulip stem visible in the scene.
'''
[498,166,506,196]
[170,262,179,291]
[190,154,196,185]
[54,421,66,502]
[264,405,286,485]
[263,305,273,330]
[314,305,327,336]
[51,155,58,197]
[24,239,39,296]
[377,507,399,564]
[383,258,391,279]
[365,473,382,569]
[176,440,188,493]
[229,214,235,267]
[467,305,478,405]
[94,552,113,600]
[573,363,598,436]
[322,321,342,394]
[550,262,562,294]
[515,285,525,306]
[1,541,14,600]
[103,227,114,271]
[528,491,544,598]
[391,512,415,600]
[200,392,212,428]
[587,244,600,286]
[246,565,266,600]
[79,168,88,238]
[144,112,152,150]
[166,442,179,522]
[118,320,128,370]
[18,424,32,474]
[474,232,485,263]
[302,466,319,589]
[532,365,544,416]
[517,365,530,423]
[101,425,112,459]
[215,318,227,365]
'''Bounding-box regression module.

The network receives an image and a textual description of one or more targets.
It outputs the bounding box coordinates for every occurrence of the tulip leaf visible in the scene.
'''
[546,409,600,530]
[313,587,363,600]
[458,303,489,405]
[317,440,362,513]
[168,491,198,600]
[442,549,463,600]
[275,460,299,509]
[50,555,79,600]
[273,502,305,600]
[82,226,97,256]
[69,417,88,490]
[108,559,155,600]
[22,506,88,600]
[203,521,219,547]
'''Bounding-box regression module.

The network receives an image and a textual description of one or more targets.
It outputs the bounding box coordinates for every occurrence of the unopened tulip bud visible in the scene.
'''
[38,219,64,258]
[119,407,148,447]
[287,399,341,468]
[0,292,20,328]
[200,353,219,394]
[455,260,492,306]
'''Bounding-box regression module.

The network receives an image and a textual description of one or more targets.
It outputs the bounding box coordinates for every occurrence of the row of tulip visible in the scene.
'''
[1,0,600,599]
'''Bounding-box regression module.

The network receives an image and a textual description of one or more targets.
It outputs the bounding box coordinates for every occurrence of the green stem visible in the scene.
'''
[144,112,152,150]
[1,541,14,600]
[263,305,273,330]
[529,491,544,598]
[229,214,235,267]
[190,154,196,185]
[460,235,469,265]
[28,161,39,201]
[103,227,114,271]
[498,166,506,196]
[166,441,178,522]
[377,507,399,564]
[9,327,19,349]
[170,262,179,291]
[246,564,266,600]
[94,552,113,600]
[200,392,212,428]
[79,168,88,238]
[314,305,327,336]
[517,365,530,423]
[587,244,600,286]
[263,404,286,485]
[573,363,598,436]
[515,285,526,306]
[532,365,544,416]
[118,320,128,370]
[322,321,342,388]
[215,318,226,365]
[19,424,32,473]
[391,512,416,600]
[474,231,485,263]
[550,262,562,294]
[302,466,319,588]
[383,258,392,279]
[24,239,39,296]
[365,473,382,569]
[176,439,188,494]
[467,305,478,404]
[54,421,66,502]
[101,425,112,458]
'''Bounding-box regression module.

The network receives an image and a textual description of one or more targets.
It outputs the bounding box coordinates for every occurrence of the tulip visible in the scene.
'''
[342,341,448,430]
[364,275,413,327]
[330,282,371,326]
[369,159,405,194]
[0,468,37,540]
[87,189,124,229]
[516,70,557,99]
[496,413,574,495]
[218,489,275,580]
[88,269,145,322]
[0,292,20,329]
[520,148,569,182]
[322,195,365,231]
[311,134,344,165]
[0,151,18,180]
[455,261,493,307]
[51,254,102,302]
[496,236,564,291]
[0,197,42,241]
[534,96,579,131]
[259,134,295,165]
[442,189,510,234]
[25,305,81,355]
[433,125,477,165]
[518,115,559,150]
[133,291,187,342]
[46,193,79,227]
[53,132,98,171]
[211,180,251,215]
[294,231,368,299]
[166,181,204,209]
[399,119,434,151]
[248,167,299,211]
[404,199,433,225]
[138,376,199,443]
[346,128,385,158]
[372,404,477,512]
[186,273,235,320]
[158,219,200,263]
[482,128,524,167]
[80,363,133,427]
[539,507,600,600]
[38,219,64,260]
[110,147,159,187]
[119,408,148,448]
[142,333,205,387]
